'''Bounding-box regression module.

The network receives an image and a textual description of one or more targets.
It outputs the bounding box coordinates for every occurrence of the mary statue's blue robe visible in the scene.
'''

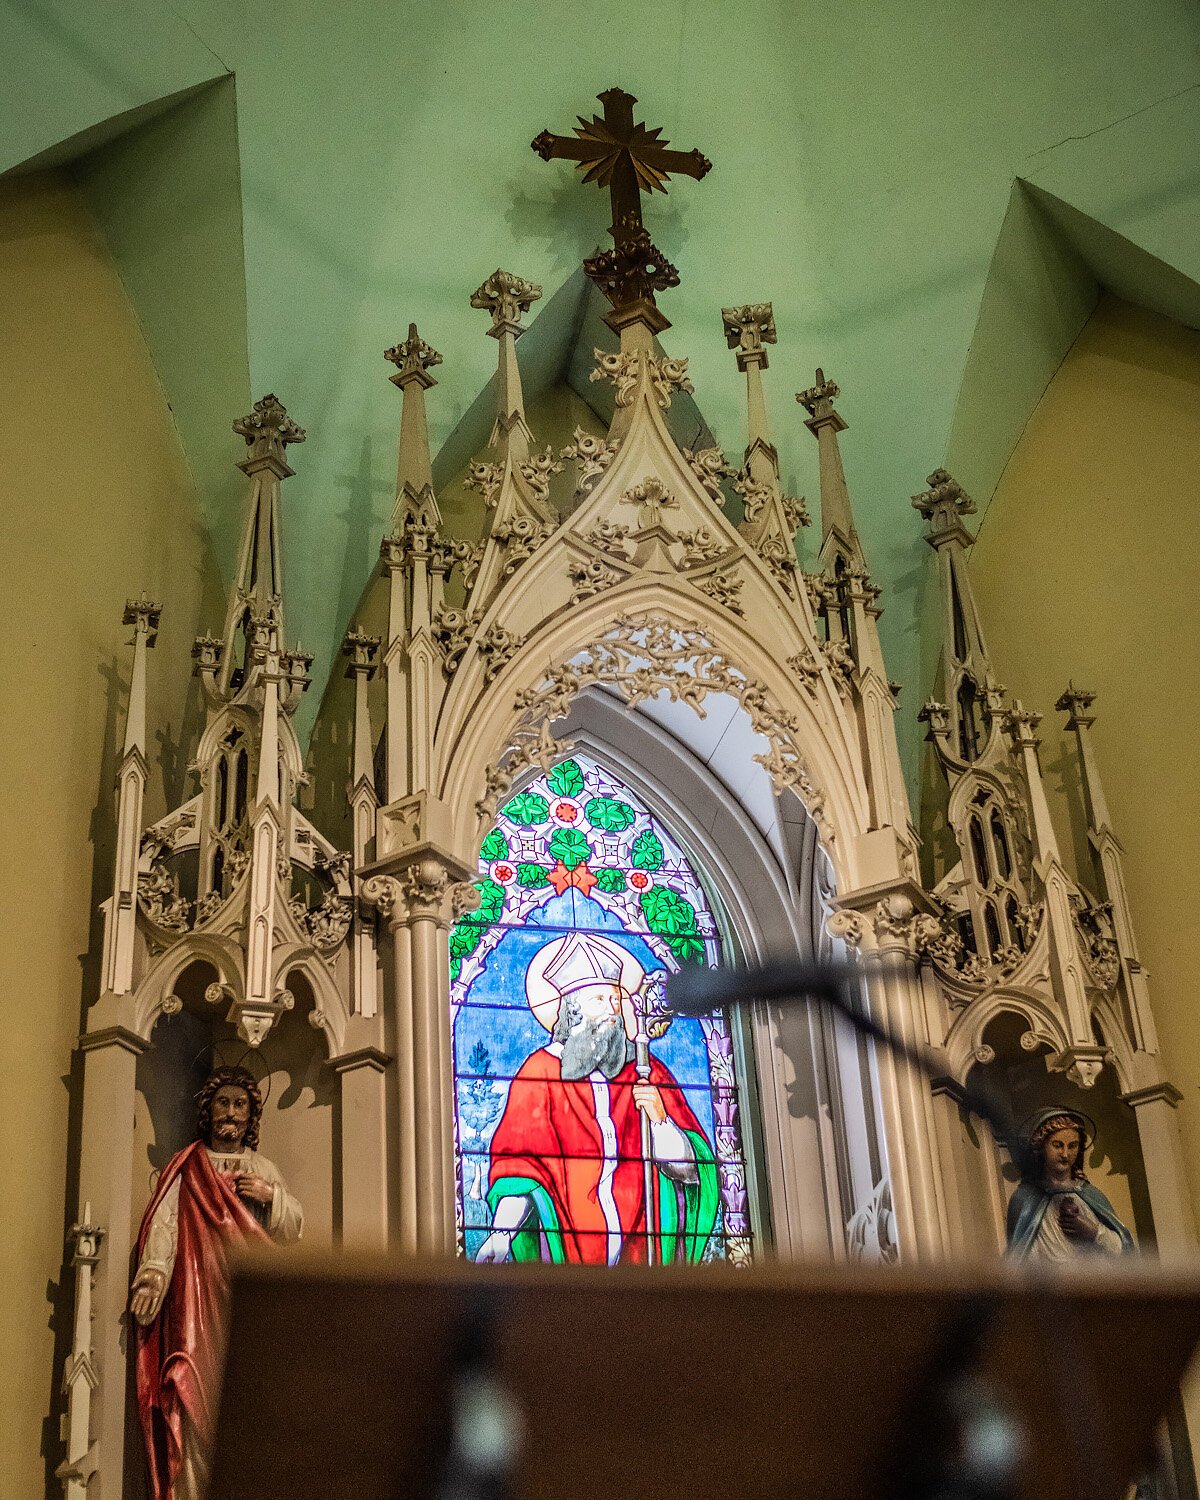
[1006,1180,1135,1259]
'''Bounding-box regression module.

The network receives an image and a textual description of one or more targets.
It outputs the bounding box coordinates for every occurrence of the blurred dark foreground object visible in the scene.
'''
[209,1251,1200,1500]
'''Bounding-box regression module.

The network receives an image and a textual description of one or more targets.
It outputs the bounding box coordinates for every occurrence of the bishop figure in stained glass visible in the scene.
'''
[477,931,719,1264]
[451,756,754,1266]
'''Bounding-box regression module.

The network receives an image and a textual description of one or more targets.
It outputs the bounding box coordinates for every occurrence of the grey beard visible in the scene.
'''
[560,1017,631,1081]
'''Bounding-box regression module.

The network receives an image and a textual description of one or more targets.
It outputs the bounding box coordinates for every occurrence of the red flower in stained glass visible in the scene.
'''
[629,870,651,891]
[492,863,515,884]
[554,801,579,823]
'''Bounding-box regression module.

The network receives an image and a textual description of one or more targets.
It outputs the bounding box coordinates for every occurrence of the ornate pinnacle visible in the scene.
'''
[470,270,542,338]
[342,626,381,678]
[233,394,305,469]
[796,368,847,434]
[1056,681,1096,728]
[384,323,442,389]
[911,468,975,520]
[722,304,776,370]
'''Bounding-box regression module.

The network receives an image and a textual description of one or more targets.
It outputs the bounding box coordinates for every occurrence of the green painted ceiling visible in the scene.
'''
[6,0,1200,775]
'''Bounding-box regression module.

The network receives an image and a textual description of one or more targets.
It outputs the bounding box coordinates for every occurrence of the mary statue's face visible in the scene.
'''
[1042,1127,1082,1184]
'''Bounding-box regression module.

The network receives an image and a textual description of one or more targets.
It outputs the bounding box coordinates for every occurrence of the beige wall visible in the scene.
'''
[968,292,1200,1214]
[0,170,222,1495]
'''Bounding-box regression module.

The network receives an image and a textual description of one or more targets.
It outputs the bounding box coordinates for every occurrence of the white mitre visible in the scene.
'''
[525,931,645,1031]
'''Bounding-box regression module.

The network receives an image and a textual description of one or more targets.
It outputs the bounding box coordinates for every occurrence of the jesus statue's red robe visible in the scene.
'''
[134,1142,270,1500]
[485,1047,720,1264]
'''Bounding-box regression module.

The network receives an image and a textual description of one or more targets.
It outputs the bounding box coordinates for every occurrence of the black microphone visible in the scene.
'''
[666,957,1024,1172]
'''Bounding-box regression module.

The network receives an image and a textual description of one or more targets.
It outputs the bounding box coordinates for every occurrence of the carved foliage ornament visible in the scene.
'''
[498,615,829,839]
[561,427,619,494]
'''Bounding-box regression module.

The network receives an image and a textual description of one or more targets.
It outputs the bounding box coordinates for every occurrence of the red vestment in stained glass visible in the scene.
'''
[487,1047,707,1263]
[134,1141,269,1500]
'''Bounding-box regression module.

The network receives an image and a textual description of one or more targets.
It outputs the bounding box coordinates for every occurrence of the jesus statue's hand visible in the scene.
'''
[234,1173,275,1207]
[633,1083,667,1124]
[476,1230,513,1263]
[130,1268,167,1325]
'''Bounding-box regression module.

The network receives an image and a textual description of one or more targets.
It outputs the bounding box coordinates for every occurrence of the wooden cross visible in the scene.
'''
[532,87,711,249]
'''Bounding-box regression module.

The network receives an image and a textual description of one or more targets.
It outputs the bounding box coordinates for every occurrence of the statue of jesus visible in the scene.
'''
[477,931,719,1265]
[130,1065,304,1499]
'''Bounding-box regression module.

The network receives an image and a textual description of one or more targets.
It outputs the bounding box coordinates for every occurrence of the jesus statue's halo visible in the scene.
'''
[525,932,646,1032]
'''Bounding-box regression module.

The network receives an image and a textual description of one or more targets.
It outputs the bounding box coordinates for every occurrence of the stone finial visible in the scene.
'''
[721,303,776,370]
[796,368,847,433]
[470,269,542,338]
[1003,701,1043,747]
[233,394,306,469]
[342,626,381,678]
[1055,681,1096,728]
[385,323,443,389]
[123,593,162,645]
[911,468,975,521]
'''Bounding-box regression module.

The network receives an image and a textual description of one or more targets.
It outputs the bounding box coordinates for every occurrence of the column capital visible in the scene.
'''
[470,268,542,338]
[77,1024,149,1057]
[1122,1080,1184,1110]
[329,1045,393,1076]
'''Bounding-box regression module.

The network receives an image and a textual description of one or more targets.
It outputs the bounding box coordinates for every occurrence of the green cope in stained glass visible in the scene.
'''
[454,753,753,1268]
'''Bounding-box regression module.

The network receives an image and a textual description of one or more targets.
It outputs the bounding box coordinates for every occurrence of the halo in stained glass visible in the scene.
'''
[451,754,753,1267]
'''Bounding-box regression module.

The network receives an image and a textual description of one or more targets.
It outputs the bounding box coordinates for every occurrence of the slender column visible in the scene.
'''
[797,368,858,560]
[74,1026,145,1500]
[830,894,951,1262]
[470,269,541,461]
[1005,705,1096,1067]
[1124,1083,1196,1255]
[343,629,381,1017]
[101,597,160,996]
[56,1206,105,1499]
[331,1048,392,1248]
[363,859,468,1256]
[1058,685,1160,1053]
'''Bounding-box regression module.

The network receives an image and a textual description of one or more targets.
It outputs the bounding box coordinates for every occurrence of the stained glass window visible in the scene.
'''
[451,754,753,1266]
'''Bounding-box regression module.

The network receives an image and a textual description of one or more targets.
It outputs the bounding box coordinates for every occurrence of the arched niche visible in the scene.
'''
[528,683,886,1260]
[131,959,337,1256]
[963,1009,1151,1250]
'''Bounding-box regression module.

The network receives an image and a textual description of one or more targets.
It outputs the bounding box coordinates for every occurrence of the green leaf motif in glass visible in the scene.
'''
[479,827,508,862]
[548,827,591,870]
[583,795,636,832]
[547,759,585,798]
[501,790,549,826]
[450,956,462,982]
[595,867,627,892]
[664,933,706,963]
[516,862,551,888]
[449,921,483,959]
[639,886,699,937]
[472,878,505,924]
[630,830,665,871]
